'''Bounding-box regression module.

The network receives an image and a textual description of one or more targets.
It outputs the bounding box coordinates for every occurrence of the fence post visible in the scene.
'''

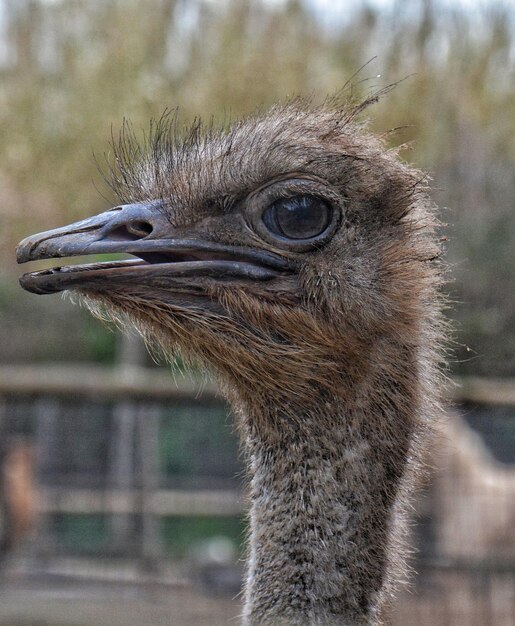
[137,403,161,573]
[108,401,136,553]
[34,398,59,559]
[0,397,7,556]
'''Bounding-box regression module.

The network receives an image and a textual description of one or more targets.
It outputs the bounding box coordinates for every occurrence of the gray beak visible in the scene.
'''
[16,201,294,295]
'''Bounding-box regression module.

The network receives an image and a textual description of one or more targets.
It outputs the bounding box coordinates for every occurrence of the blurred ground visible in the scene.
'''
[1,566,513,626]
[0,574,240,626]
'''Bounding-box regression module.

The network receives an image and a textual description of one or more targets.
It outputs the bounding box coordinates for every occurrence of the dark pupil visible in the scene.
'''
[263,195,331,240]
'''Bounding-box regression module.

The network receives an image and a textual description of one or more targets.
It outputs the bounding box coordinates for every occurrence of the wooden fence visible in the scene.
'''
[0,364,514,624]
[0,364,513,525]
[1,364,514,404]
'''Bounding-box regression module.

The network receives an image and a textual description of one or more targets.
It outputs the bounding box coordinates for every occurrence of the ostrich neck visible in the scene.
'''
[231,370,421,626]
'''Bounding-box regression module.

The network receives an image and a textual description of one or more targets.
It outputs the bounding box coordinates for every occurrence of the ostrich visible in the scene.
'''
[16,98,445,625]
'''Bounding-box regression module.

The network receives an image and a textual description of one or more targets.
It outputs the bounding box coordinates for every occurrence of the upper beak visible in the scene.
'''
[16,200,167,263]
[16,201,294,295]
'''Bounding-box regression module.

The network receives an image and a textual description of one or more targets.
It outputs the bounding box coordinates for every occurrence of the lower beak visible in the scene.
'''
[16,201,294,295]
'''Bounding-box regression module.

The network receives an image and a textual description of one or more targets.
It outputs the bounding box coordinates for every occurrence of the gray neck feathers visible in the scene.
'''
[229,354,427,626]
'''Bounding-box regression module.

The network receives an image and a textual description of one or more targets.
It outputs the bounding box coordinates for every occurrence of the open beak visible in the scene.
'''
[16,201,294,295]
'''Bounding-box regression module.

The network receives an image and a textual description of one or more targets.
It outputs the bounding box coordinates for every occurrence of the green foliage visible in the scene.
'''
[161,515,245,558]
[160,404,242,486]
[80,309,118,364]
[50,512,245,558]
[52,513,108,553]
[0,277,118,364]
[1,0,514,374]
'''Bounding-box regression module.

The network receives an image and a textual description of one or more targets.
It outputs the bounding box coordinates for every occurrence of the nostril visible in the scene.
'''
[126,220,153,238]
[106,221,153,241]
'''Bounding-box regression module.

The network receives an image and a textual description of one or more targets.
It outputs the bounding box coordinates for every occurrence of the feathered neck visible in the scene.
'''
[218,329,438,626]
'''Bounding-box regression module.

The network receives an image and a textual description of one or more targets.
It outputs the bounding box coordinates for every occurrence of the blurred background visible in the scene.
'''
[0,0,514,624]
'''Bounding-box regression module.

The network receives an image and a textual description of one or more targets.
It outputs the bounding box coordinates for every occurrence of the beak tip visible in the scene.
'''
[18,272,32,292]
[18,273,40,295]
[15,241,31,264]
[16,235,43,264]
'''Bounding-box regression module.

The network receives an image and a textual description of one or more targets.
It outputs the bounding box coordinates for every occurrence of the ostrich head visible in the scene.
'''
[17,98,444,624]
[17,100,440,411]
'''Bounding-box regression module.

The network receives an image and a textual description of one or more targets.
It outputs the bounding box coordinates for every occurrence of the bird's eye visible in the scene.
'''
[261,195,332,240]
